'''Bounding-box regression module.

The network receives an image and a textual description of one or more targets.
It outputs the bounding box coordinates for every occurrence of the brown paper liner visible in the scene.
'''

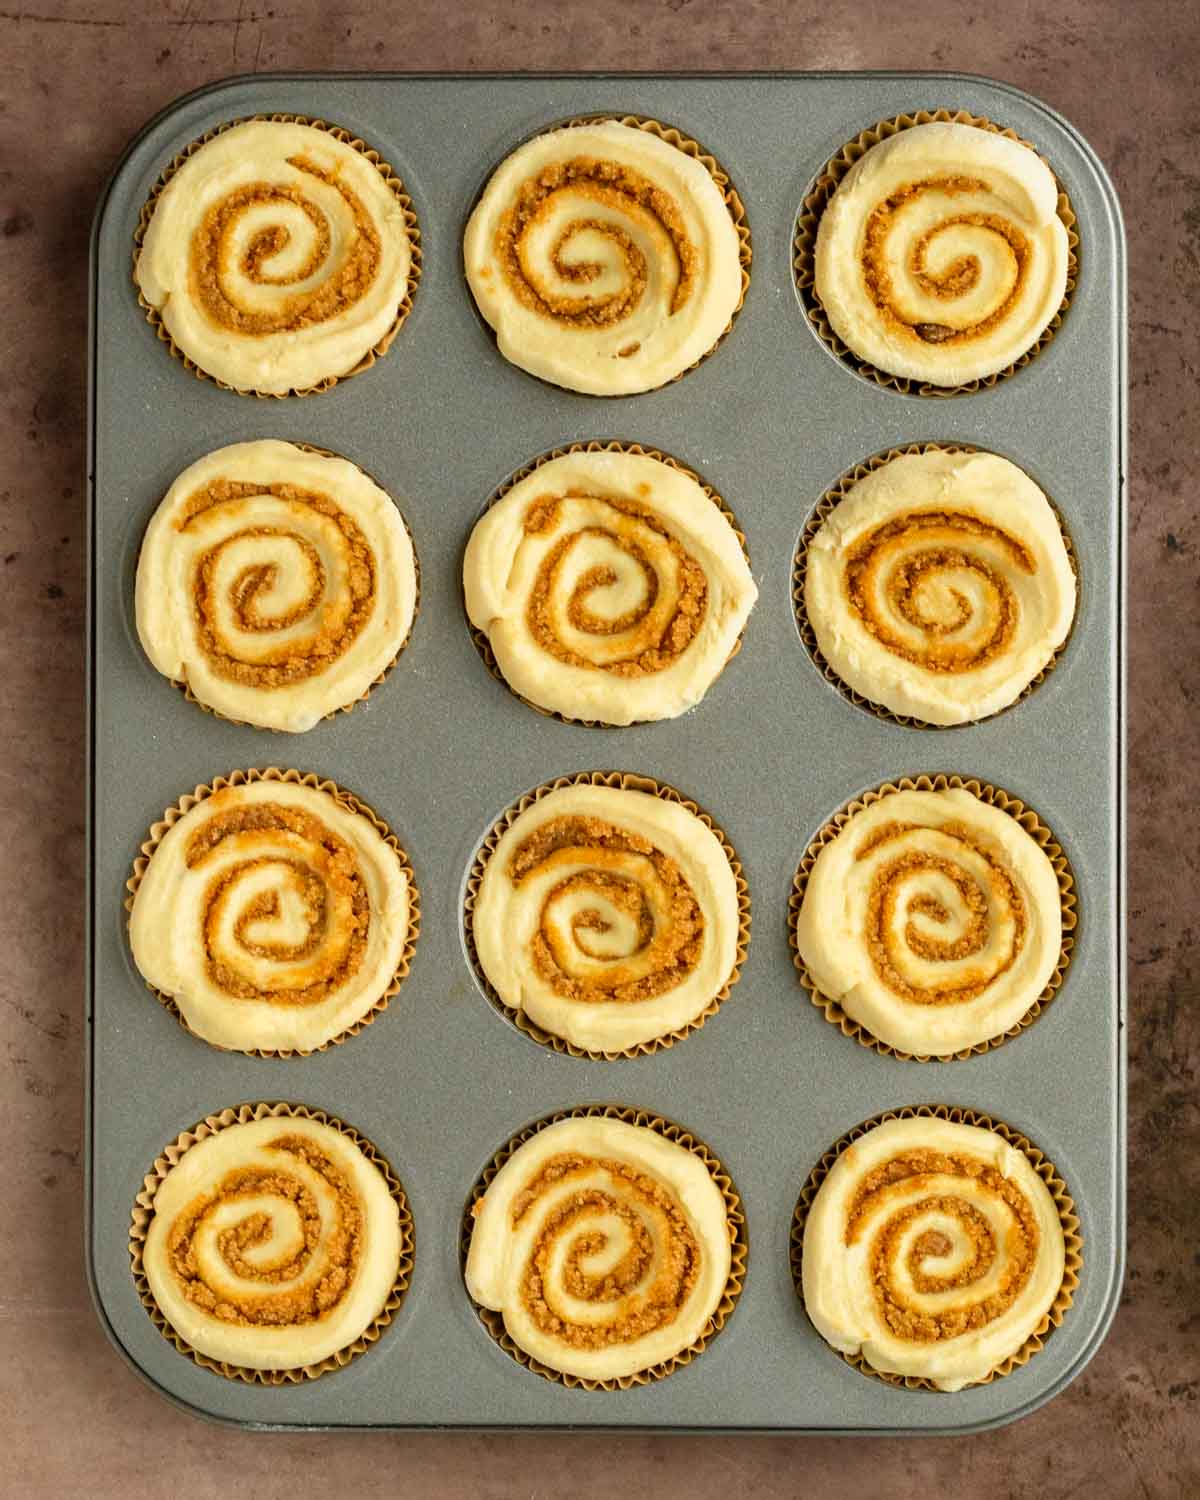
[163,442,421,730]
[789,1103,1083,1390]
[129,1100,415,1385]
[480,114,752,394]
[467,439,751,729]
[461,1103,747,1390]
[464,770,751,1061]
[792,442,1078,729]
[132,114,422,398]
[793,109,1079,397]
[788,774,1077,1062]
[124,768,421,1059]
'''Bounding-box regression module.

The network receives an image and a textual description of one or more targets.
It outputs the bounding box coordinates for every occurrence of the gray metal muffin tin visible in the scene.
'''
[86,72,1126,1434]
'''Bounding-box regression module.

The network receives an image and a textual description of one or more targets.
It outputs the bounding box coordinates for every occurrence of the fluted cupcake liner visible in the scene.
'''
[132,114,422,398]
[163,442,421,730]
[124,768,421,1059]
[461,1102,747,1390]
[791,441,1079,730]
[129,1100,415,1385]
[789,1103,1083,1391]
[788,773,1077,1062]
[467,439,751,729]
[464,770,751,1061]
[482,113,752,395]
[793,108,1079,397]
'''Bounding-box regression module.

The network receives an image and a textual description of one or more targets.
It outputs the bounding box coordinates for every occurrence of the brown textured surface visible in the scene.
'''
[1,2,1196,1495]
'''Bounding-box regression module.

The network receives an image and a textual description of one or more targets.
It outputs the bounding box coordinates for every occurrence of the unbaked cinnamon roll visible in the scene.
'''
[465,1114,735,1381]
[814,122,1069,386]
[464,448,756,724]
[794,785,1064,1056]
[803,449,1075,725]
[136,441,418,732]
[129,775,415,1054]
[800,1114,1068,1390]
[141,1112,404,1373]
[464,121,745,394]
[135,120,416,393]
[470,780,744,1054]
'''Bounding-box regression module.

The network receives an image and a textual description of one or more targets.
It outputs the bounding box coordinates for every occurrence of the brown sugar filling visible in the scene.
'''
[855,820,1026,1005]
[166,1134,363,1327]
[179,477,376,689]
[507,814,704,1004]
[843,510,1032,672]
[861,176,1030,346]
[187,800,369,1005]
[495,156,698,326]
[511,1153,701,1349]
[844,1149,1039,1341]
[189,156,383,334]
[522,492,707,676]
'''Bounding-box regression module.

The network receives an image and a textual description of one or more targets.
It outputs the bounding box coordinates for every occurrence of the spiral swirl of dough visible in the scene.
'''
[804,450,1075,724]
[136,441,417,733]
[464,122,744,394]
[142,1114,402,1371]
[801,1115,1066,1390]
[466,1116,733,1380]
[135,120,414,393]
[471,781,742,1053]
[465,449,757,724]
[794,786,1063,1056]
[129,777,413,1054]
[814,123,1069,385]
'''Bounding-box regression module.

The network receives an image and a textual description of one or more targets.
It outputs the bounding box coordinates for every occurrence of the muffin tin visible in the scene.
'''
[86,72,1125,1433]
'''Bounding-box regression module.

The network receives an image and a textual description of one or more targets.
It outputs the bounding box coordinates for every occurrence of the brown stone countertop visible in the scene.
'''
[1,2,1196,1496]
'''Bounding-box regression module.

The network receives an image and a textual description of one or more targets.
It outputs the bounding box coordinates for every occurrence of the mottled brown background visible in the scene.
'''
[2,1,1197,1495]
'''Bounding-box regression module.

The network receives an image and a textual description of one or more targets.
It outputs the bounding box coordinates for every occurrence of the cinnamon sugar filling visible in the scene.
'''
[511,1153,700,1349]
[166,1135,363,1327]
[507,815,703,1004]
[189,156,382,334]
[845,1148,1039,1341]
[862,176,1031,346]
[179,477,376,689]
[496,156,698,325]
[843,510,1032,672]
[187,802,369,1005]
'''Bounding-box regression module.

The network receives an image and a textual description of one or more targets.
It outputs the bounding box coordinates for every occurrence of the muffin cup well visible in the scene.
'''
[789,1103,1082,1390]
[788,773,1077,1062]
[132,114,422,398]
[792,441,1078,729]
[467,439,751,729]
[129,1100,415,1385]
[125,768,421,1059]
[793,108,1079,397]
[464,770,751,1061]
[461,1102,747,1390]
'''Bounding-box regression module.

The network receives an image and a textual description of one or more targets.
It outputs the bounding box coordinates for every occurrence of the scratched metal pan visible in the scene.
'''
[86,71,1126,1434]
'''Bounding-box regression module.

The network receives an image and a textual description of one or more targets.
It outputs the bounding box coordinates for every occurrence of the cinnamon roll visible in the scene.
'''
[139,1111,405,1373]
[465,1114,735,1381]
[470,779,744,1054]
[129,774,415,1054]
[136,441,418,732]
[135,120,416,393]
[803,449,1075,725]
[464,448,756,724]
[794,785,1064,1056]
[814,122,1069,386]
[464,121,745,394]
[800,1114,1069,1390]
